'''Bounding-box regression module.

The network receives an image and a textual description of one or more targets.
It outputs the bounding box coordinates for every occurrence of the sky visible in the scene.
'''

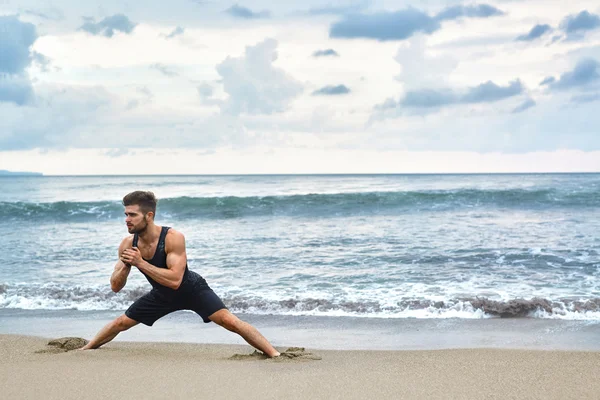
[1,0,600,174]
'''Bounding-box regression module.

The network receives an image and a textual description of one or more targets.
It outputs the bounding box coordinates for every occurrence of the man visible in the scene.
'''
[82,191,280,357]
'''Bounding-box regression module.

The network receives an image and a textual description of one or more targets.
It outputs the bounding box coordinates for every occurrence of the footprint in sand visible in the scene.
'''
[35,337,89,354]
[229,347,322,361]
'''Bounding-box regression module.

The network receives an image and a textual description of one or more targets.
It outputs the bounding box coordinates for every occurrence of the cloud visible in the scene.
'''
[312,85,351,95]
[79,14,137,38]
[225,4,270,19]
[197,83,222,107]
[215,38,303,115]
[22,9,64,21]
[400,89,456,108]
[197,83,213,98]
[516,24,552,41]
[373,97,398,111]
[0,15,37,75]
[0,85,115,150]
[0,84,243,151]
[380,80,523,111]
[104,148,130,157]
[0,16,37,106]
[306,3,368,16]
[137,86,153,98]
[395,36,458,91]
[571,93,600,104]
[329,5,503,41]
[540,76,555,86]
[313,49,339,57]
[461,80,523,103]
[330,9,440,41]
[125,86,153,110]
[150,63,179,77]
[435,4,504,21]
[163,26,185,39]
[0,83,252,151]
[512,98,536,113]
[561,10,600,34]
[548,58,600,90]
[32,52,52,72]
[0,75,34,106]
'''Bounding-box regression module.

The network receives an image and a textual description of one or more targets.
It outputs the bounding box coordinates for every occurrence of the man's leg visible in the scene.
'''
[209,309,280,358]
[82,314,139,350]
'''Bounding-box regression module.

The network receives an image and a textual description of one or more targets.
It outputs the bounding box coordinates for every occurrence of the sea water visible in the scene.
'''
[1,174,600,349]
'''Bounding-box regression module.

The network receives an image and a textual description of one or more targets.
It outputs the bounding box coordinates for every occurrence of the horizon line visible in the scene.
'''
[3,171,600,177]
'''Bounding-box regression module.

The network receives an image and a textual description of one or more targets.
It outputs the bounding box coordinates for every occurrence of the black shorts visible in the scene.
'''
[125,283,227,326]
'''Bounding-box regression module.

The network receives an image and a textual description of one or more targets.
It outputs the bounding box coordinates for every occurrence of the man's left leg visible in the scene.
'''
[209,309,280,357]
[82,314,139,350]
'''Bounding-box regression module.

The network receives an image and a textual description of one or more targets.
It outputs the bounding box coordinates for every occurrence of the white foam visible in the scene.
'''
[3,283,600,320]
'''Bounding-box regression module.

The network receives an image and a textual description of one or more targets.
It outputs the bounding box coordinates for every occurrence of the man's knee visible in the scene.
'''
[114,315,138,331]
[211,311,242,332]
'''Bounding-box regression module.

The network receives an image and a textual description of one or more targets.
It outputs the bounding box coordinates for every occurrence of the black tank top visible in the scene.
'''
[133,226,196,294]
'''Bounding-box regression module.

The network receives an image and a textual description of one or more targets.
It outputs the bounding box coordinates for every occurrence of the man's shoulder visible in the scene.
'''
[121,235,134,244]
[164,228,185,252]
[118,235,134,250]
[165,228,185,242]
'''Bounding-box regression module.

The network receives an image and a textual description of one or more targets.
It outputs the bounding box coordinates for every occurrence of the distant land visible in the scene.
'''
[0,170,43,176]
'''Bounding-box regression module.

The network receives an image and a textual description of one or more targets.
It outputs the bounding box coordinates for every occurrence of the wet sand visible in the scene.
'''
[2,334,600,399]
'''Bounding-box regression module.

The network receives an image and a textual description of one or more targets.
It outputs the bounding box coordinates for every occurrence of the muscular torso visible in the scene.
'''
[130,226,201,294]
[134,235,160,261]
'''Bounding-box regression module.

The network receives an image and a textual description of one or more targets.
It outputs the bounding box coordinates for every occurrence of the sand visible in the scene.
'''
[2,334,600,400]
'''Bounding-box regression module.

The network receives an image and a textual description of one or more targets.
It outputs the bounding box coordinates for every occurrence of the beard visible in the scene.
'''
[128,219,148,234]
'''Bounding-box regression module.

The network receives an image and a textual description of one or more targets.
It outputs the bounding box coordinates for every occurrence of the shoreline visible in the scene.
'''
[3,334,600,399]
[2,309,600,351]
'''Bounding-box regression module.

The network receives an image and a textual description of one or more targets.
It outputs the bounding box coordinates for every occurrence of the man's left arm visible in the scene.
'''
[122,230,187,290]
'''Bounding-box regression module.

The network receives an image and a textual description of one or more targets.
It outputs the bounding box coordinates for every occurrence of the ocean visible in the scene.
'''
[1,173,600,350]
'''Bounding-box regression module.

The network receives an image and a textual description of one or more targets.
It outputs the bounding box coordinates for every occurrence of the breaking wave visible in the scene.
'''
[2,187,599,222]
[2,283,600,320]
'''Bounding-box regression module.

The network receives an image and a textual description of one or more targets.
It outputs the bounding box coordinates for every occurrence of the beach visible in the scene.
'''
[2,0,600,390]
[2,174,600,398]
[3,334,600,400]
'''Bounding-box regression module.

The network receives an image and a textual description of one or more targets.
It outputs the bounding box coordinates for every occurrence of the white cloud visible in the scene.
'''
[394,35,458,90]
[0,84,114,150]
[1,0,600,172]
[215,38,304,115]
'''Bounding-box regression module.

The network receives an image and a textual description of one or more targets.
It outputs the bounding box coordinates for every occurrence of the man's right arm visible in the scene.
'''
[110,237,133,293]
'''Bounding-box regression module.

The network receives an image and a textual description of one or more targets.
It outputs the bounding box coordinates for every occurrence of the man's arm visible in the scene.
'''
[111,237,133,293]
[122,230,187,290]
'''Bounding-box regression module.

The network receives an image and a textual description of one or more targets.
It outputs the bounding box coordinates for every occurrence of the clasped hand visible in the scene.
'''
[121,247,143,267]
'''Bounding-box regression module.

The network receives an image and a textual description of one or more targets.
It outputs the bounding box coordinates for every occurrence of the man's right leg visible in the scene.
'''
[82,314,139,350]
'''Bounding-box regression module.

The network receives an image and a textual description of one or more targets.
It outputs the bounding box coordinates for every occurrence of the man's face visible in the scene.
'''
[124,205,151,234]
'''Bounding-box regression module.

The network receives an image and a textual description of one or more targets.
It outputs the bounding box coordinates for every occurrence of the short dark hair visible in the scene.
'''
[123,191,157,216]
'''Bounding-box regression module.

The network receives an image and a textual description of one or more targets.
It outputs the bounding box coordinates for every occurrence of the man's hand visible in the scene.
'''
[121,247,143,267]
